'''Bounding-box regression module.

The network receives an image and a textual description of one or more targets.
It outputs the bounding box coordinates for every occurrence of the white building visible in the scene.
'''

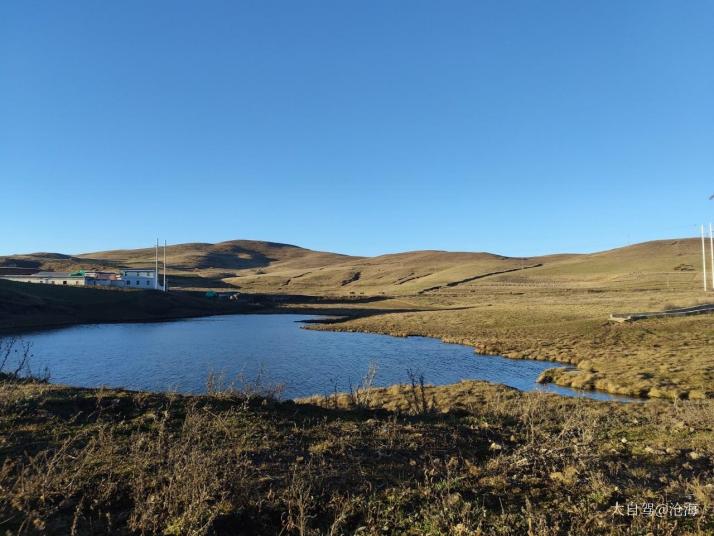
[0,269,165,291]
[0,241,169,292]
[2,272,89,286]
[121,269,164,290]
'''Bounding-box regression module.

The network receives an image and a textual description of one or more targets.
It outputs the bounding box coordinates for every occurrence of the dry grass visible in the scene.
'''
[306,285,714,400]
[1,378,712,535]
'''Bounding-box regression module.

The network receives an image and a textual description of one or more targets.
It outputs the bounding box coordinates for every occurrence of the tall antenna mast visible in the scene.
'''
[701,225,708,292]
[163,240,167,292]
[155,238,159,290]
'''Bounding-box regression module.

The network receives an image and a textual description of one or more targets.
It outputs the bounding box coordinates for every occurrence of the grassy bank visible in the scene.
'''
[0,279,254,333]
[1,377,712,535]
[304,288,714,400]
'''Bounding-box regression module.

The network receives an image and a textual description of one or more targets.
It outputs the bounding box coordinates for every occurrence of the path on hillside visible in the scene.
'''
[610,303,714,322]
[418,263,543,294]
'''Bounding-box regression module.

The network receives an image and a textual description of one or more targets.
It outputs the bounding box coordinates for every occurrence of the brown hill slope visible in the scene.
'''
[225,250,574,295]
[0,237,705,295]
[77,240,356,271]
[472,238,703,292]
[0,241,357,285]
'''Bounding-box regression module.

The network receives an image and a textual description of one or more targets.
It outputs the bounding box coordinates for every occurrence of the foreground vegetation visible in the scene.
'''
[1,374,712,535]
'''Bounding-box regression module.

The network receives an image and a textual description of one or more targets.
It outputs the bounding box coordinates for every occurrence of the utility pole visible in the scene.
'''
[155,238,159,290]
[701,225,708,292]
[710,223,714,290]
[163,240,167,292]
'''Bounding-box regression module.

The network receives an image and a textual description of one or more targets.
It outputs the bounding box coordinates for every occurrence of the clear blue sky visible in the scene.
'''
[1,1,712,257]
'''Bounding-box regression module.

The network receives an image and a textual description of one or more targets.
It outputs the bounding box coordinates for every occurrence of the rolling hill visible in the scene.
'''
[478,238,703,292]
[0,237,705,295]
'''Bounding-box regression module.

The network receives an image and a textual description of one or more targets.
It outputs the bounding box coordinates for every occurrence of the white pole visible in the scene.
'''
[155,238,159,290]
[701,225,708,292]
[163,240,167,292]
[710,223,714,289]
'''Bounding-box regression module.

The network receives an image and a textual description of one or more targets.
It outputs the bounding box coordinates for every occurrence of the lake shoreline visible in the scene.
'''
[301,308,713,402]
[3,306,334,336]
[2,277,696,401]
[7,311,639,403]
[303,321,649,402]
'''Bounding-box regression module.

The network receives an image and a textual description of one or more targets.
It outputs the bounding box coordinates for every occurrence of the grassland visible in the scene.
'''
[289,239,712,400]
[1,376,712,535]
[1,238,713,534]
[305,289,713,400]
[2,237,713,399]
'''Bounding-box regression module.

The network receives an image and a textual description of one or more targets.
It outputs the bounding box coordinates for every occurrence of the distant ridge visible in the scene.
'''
[0,237,703,295]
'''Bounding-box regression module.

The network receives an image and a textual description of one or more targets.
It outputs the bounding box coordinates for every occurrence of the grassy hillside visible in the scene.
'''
[482,238,703,292]
[77,240,356,272]
[0,279,240,332]
[225,250,553,295]
[1,237,705,295]
[0,240,357,290]
[223,238,704,296]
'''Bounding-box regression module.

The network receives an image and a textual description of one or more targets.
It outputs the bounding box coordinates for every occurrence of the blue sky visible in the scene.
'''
[1,1,712,257]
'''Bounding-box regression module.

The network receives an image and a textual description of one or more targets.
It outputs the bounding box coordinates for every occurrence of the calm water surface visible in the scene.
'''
[16,314,631,401]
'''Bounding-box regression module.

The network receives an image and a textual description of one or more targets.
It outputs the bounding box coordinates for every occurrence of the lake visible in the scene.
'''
[12,314,631,401]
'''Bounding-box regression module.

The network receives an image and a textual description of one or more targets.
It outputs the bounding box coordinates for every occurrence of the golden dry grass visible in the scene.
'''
[1,378,712,535]
[306,287,713,399]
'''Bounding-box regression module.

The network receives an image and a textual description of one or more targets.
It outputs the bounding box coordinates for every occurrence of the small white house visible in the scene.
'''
[122,269,163,290]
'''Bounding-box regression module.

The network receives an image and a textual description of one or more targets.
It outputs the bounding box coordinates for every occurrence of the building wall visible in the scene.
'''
[121,276,159,289]
[0,271,164,290]
[87,278,118,287]
[0,275,87,286]
[121,270,162,290]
